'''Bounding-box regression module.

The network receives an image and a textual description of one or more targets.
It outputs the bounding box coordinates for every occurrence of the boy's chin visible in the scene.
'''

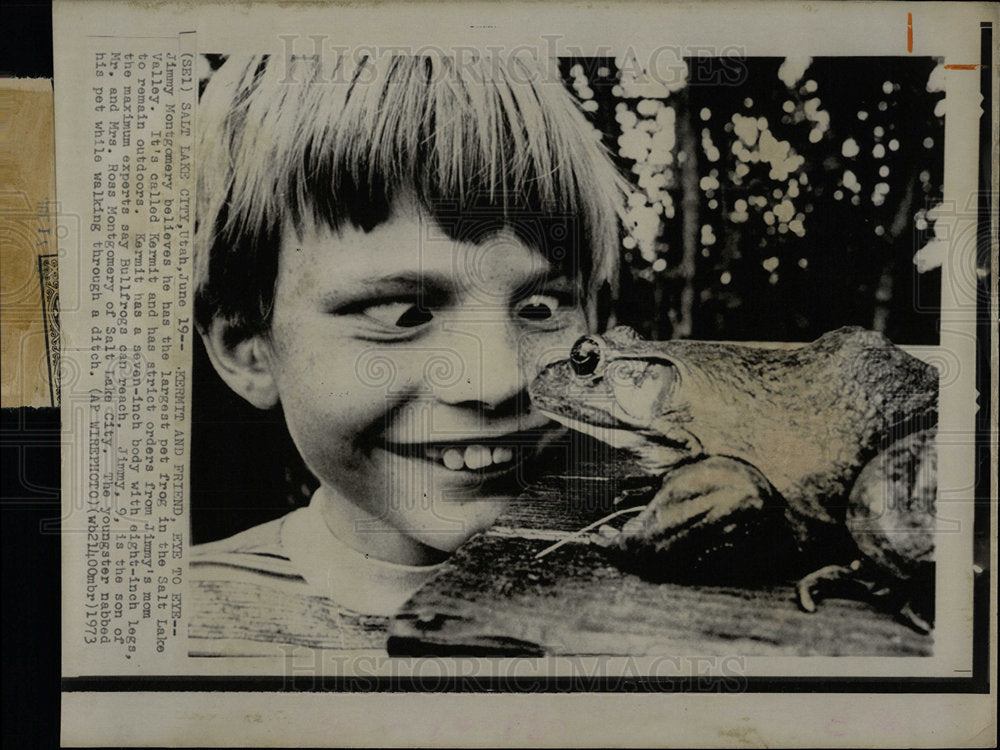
[406,496,512,556]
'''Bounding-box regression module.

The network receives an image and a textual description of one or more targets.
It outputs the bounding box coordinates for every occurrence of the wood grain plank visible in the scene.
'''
[390,535,931,657]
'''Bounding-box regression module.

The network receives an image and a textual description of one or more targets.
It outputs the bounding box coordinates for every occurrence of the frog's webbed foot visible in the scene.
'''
[796,560,933,635]
[796,559,871,612]
[895,601,933,635]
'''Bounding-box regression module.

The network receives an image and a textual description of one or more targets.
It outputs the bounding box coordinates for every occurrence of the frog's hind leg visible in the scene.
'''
[800,429,938,634]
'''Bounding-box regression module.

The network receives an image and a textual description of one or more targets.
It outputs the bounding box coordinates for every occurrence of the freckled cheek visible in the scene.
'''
[271,358,392,474]
[285,382,387,443]
[281,398,383,491]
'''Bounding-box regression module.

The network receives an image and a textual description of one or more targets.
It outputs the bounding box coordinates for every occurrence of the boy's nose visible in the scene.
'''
[427,324,524,412]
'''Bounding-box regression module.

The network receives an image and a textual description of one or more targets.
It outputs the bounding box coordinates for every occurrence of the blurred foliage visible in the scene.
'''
[561,56,945,344]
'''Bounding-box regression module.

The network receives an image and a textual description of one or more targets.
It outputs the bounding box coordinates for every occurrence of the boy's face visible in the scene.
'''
[259,201,589,565]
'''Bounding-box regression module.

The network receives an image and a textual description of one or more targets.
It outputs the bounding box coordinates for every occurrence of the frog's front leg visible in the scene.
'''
[614,455,802,584]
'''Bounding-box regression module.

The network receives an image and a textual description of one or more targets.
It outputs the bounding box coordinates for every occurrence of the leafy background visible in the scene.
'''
[558,55,945,344]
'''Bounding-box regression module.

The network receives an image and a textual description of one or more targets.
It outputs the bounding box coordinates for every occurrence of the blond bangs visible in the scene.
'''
[196,53,626,331]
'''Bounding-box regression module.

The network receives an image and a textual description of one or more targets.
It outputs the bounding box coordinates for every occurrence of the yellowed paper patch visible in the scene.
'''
[0,78,60,407]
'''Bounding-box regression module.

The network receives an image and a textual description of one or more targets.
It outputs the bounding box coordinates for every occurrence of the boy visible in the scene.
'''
[189,52,625,655]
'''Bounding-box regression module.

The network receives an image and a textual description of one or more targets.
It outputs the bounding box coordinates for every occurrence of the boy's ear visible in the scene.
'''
[200,319,279,409]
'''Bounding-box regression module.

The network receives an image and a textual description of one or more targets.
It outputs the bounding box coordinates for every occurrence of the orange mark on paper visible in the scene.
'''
[943,64,983,71]
[907,13,913,53]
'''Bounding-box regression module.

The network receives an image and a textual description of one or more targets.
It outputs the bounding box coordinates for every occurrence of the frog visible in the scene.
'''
[528,325,938,633]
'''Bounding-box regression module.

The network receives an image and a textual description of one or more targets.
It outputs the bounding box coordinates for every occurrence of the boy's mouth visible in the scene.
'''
[381,429,550,473]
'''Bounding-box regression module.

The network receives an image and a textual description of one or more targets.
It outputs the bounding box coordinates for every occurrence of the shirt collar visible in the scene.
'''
[280,488,446,617]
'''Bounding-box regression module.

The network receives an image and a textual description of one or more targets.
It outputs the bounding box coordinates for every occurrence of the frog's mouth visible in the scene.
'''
[535,407,699,472]
[536,408,657,448]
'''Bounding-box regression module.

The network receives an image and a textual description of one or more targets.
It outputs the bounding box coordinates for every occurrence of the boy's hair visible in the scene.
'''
[195,53,626,338]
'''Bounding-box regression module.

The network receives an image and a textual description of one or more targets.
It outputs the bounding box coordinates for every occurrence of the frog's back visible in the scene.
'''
[808,326,938,421]
[666,326,938,450]
[668,327,938,533]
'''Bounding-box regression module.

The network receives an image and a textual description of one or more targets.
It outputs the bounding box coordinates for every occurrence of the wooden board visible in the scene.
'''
[389,444,933,657]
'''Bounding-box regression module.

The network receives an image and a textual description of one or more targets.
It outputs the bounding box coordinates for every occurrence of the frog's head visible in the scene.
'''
[529,326,704,471]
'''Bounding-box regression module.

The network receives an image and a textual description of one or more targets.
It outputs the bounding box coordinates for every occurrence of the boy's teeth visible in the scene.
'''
[492,446,513,464]
[435,444,516,471]
[464,445,492,470]
[442,448,465,470]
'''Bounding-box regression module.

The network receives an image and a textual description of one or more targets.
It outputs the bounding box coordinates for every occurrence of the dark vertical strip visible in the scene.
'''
[37,255,56,407]
[2,407,62,748]
[972,20,993,693]
[676,88,699,340]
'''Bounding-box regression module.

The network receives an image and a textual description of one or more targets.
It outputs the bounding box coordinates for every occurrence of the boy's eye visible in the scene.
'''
[362,302,434,329]
[514,294,564,322]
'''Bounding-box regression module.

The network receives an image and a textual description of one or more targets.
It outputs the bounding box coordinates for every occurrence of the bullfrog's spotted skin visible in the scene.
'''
[529,326,938,632]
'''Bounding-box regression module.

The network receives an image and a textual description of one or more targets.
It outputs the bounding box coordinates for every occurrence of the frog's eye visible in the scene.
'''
[569,335,602,377]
